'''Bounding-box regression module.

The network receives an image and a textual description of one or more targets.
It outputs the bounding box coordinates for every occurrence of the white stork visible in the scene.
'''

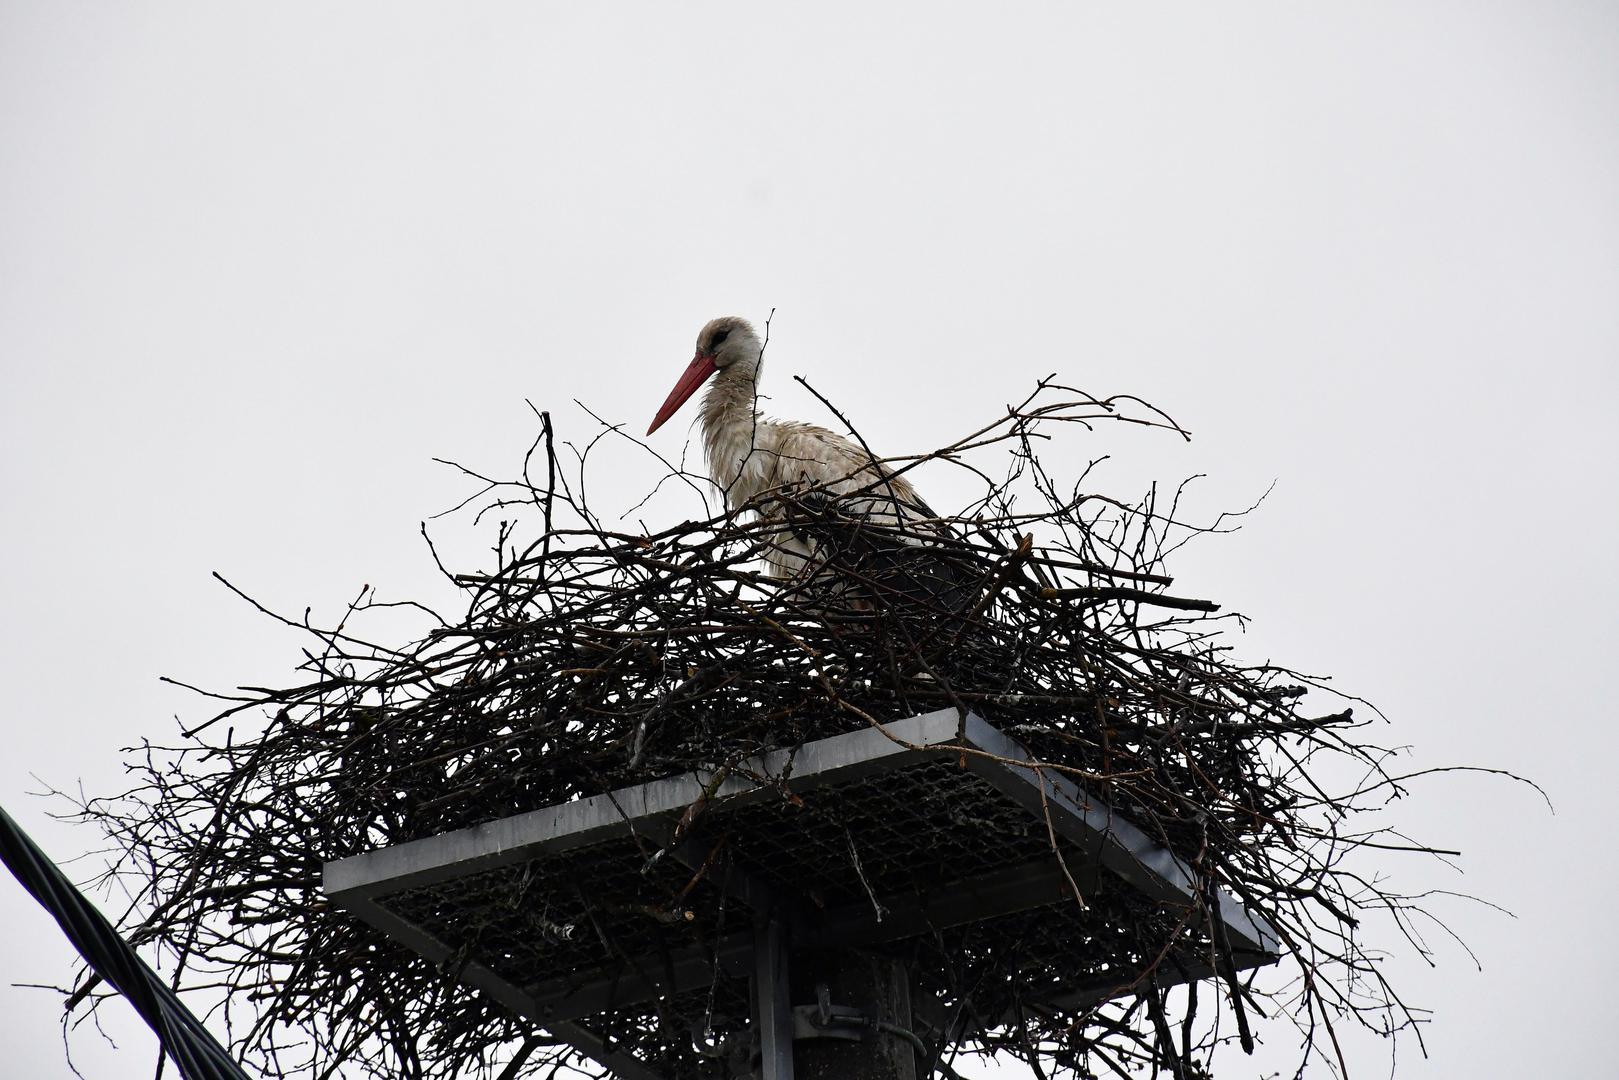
[646,316,963,607]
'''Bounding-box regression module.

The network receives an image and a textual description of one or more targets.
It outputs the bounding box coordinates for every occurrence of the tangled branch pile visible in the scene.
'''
[63,380,1451,1079]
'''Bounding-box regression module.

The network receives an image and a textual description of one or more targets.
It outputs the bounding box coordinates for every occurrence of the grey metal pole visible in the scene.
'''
[791,949,917,1080]
[754,917,795,1080]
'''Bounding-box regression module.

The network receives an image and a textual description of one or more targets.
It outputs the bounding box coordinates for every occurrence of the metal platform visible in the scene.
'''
[323,710,1278,1077]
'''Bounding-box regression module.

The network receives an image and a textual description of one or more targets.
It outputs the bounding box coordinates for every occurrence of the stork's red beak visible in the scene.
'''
[646,353,718,435]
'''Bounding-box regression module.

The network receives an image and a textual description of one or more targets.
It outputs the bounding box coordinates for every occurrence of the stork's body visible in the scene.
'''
[648,317,943,585]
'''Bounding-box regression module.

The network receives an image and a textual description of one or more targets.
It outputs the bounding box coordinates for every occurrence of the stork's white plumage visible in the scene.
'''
[646,316,944,585]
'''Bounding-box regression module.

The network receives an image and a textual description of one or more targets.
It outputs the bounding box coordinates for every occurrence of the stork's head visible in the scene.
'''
[646,316,761,435]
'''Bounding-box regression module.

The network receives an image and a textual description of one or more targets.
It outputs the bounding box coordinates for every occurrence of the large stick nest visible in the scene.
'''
[62,378,1454,1080]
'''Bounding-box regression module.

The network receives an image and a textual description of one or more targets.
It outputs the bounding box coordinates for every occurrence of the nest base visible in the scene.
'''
[324,709,1277,1078]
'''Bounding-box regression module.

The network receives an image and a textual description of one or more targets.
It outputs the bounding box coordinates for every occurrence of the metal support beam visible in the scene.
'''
[547,1021,667,1080]
[955,713,1277,960]
[754,917,794,1080]
[324,710,955,904]
[322,709,1282,1078]
[325,710,1276,966]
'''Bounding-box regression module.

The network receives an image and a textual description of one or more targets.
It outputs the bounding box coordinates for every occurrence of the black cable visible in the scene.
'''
[0,803,251,1080]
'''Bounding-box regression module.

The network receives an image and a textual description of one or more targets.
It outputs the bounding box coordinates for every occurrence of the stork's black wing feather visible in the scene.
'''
[781,489,984,617]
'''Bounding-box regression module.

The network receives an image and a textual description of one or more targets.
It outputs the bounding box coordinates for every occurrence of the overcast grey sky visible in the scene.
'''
[2,3,1615,1078]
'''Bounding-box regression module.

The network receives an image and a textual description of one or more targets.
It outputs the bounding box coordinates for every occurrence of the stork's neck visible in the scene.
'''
[700,358,765,501]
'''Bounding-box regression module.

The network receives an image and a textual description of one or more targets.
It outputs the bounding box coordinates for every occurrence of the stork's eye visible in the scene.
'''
[710,328,732,349]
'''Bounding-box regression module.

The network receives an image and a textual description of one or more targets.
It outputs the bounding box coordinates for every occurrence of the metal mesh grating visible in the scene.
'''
[909,886,1212,1014]
[372,752,1185,1020]
[711,757,1065,910]
[382,832,735,992]
[327,711,1277,1078]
